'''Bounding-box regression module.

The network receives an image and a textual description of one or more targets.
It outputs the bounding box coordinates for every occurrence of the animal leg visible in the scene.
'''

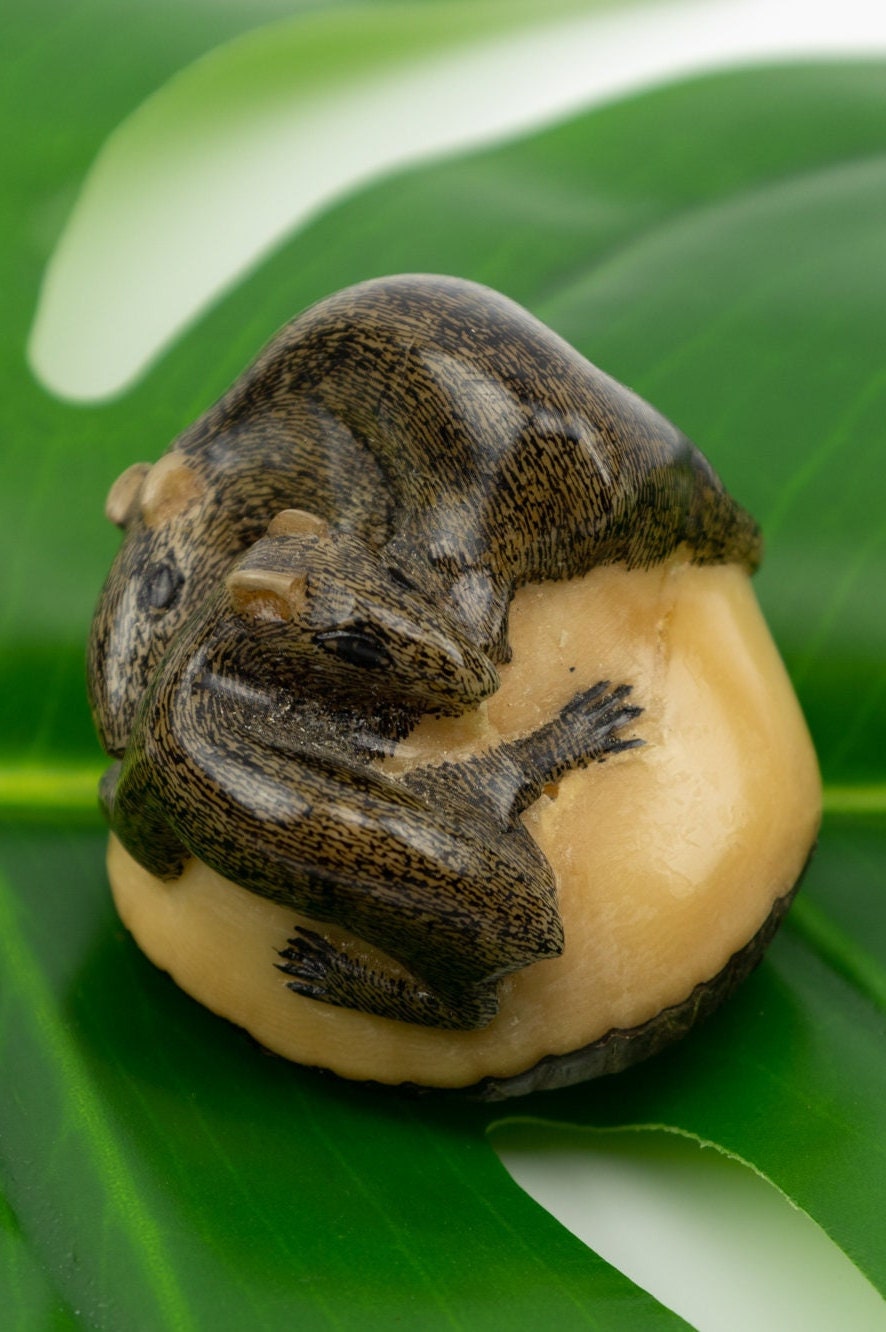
[505,680,644,815]
[277,926,499,1030]
[153,713,562,1005]
[402,680,643,828]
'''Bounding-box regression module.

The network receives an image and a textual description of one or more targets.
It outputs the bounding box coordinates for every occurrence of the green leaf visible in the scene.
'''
[0,829,686,1328]
[487,818,886,1288]
[3,2,886,1325]
[27,0,600,400]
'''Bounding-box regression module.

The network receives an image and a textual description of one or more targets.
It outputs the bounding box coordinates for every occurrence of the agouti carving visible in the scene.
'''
[90,275,763,1035]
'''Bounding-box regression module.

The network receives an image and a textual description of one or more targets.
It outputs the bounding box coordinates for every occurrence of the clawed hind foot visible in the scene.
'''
[277,927,499,1030]
[270,684,643,1028]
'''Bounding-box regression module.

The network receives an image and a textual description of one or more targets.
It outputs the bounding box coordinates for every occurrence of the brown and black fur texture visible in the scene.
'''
[88,275,760,757]
[103,528,643,1028]
[90,275,761,1030]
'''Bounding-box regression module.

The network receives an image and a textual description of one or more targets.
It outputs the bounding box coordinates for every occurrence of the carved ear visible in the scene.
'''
[140,452,205,527]
[268,509,330,540]
[105,462,150,528]
[226,567,308,622]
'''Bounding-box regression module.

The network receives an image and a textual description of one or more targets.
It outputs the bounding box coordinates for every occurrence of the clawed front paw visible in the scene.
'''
[559,680,644,758]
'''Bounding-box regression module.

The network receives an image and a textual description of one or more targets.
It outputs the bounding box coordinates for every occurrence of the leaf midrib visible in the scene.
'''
[3,761,884,1025]
[0,761,882,817]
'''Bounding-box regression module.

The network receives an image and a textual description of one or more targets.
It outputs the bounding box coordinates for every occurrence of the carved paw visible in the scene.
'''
[277,926,499,1030]
[558,680,644,759]
[277,927,341,1003]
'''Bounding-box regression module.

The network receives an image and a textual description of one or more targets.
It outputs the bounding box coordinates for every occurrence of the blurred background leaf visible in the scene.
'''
[2,1,885,1326]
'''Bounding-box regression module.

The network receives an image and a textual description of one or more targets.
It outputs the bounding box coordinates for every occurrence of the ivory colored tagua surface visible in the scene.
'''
[109,558,821,1088]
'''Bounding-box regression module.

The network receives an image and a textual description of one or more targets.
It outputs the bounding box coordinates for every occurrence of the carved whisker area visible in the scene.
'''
[90,275,820,1095]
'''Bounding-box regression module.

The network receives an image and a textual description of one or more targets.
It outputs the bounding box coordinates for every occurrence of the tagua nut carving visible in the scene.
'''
[88,275,821,1096]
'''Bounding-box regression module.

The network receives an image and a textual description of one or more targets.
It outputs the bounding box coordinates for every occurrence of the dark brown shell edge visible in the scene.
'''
[345,844,811,1101]
[243,850,810,1098]
[285,848,812,1099]
[462,869,807,1101]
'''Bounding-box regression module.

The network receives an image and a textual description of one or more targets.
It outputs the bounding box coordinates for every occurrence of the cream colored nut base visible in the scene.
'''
[108,558,821,1089]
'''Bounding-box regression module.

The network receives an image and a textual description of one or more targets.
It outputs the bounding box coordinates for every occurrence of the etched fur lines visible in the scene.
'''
[90,276,759,1028]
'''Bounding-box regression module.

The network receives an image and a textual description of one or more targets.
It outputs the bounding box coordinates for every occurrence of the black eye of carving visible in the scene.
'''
[315,629,393,672]
[140,560,185,612]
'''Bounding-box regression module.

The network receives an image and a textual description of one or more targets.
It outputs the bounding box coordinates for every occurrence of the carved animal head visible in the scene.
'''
[88,274,764,761]
[225,511,500,715]
[88,451,244,757]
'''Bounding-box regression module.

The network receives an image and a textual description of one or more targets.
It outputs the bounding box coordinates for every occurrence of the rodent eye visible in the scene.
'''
[139,559,185,612]
[315,629,393,672]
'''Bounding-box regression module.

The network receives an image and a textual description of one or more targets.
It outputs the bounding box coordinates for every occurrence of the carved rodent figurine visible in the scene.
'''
[103,519,643,1029]
[91,276,819,1082]
[88,274,760,758]
[91,275,766,1033]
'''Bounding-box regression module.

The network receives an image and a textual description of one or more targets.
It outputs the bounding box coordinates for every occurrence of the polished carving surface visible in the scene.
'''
[89,276,760,1029]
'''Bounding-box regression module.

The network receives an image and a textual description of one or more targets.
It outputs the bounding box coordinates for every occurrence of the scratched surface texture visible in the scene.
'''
[2,1,885,1326]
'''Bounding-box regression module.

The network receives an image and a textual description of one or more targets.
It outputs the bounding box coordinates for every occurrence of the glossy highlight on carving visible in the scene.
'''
[89,276,812,1078]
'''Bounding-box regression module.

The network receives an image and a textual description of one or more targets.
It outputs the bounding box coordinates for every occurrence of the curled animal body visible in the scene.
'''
[90,275,819,1093]
[88,274,759,758]
[104,526,645,1030]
